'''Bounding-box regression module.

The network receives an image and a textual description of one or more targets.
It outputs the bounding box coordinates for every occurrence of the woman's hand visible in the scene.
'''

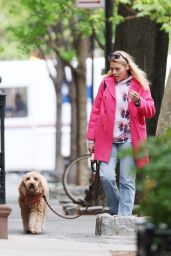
[88,143,94,155]
[128,90,140,104]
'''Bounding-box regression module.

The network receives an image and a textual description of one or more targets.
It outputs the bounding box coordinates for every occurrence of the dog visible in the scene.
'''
[18,171,49,234]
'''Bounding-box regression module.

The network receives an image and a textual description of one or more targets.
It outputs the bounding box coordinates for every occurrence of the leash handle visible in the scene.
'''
[90,154,99,173]
[91,161,99,173]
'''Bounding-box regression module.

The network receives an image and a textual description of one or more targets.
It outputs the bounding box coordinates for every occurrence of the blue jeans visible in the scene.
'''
[99,141,135,216]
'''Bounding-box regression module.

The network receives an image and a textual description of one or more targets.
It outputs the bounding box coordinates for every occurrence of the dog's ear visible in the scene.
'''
[38,179,44,194]
[18,179,26,196]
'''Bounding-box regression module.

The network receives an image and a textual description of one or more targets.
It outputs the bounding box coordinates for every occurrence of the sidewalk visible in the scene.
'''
[3,204,137,256]
[0,234,136,256]
[1,172,137,256]
[1,203,137,256]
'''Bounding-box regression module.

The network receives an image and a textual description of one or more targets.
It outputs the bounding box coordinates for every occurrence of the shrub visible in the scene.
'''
[136,129,171,228]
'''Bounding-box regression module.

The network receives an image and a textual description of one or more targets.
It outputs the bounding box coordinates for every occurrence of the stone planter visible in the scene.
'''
[137,221,171,255]
[95,213,144,236]
[0,204,12,239]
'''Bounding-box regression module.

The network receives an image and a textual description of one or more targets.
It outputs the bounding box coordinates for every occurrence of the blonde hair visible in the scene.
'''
[105,50,150,89]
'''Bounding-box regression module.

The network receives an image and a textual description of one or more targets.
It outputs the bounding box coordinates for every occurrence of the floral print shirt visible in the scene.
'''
[113,76,132,143]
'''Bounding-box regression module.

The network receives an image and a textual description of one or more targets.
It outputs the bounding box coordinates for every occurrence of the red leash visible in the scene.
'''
[43,161,100,219]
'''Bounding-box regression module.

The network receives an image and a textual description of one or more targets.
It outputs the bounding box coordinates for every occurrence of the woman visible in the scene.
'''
[87,50,156,216]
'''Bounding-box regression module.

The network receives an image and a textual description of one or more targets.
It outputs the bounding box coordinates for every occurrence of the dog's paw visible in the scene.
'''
[29,226,42,234]
[35,223,43,234]
[28,224,36,234]
[24,227,29,233]
[29,228,36,234]
[35,227,42,234]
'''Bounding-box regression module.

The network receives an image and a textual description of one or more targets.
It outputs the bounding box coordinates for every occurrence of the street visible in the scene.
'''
[0,172,136,256]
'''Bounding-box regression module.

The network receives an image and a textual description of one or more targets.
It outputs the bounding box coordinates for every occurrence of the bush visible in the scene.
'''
[136,129,171,228]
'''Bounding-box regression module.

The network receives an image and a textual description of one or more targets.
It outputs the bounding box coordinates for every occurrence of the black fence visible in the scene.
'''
[137,222,171,256]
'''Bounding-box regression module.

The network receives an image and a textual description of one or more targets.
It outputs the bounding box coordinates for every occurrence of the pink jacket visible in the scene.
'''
[87,76,156,168]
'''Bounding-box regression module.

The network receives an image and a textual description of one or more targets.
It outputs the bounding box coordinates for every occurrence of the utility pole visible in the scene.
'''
[105,0,114,72]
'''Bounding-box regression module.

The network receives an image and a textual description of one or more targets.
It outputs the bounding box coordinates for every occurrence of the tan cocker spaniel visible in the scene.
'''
[18,171,49,234]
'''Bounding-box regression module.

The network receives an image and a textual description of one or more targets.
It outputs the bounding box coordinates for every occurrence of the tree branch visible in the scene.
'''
[47,26,76,73]
[92,25,104,50]
[124,14,139,21]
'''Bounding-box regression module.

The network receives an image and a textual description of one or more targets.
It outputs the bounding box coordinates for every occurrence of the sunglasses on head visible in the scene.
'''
[108,53,128,64]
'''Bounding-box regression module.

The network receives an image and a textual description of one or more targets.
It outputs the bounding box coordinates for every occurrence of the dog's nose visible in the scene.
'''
[29,183,35,189]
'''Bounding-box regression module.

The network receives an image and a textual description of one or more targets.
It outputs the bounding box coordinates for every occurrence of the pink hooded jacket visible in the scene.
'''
[87,76,156,168]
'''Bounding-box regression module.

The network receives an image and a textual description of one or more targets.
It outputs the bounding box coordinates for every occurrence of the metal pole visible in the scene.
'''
[0,93,6,204]
[105,0,114,73]
[91,32,94,102]
[0,79,12,239]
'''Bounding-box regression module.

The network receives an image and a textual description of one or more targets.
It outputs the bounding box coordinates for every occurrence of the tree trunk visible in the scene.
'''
[114,5,169,135]
[53,58,65,181]
[156,68,171,136]
[67,78,78,183]
[72,36,90,185]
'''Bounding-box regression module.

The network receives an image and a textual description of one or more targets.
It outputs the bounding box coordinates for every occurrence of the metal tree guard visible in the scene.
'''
[0,92,6,204]
[0,85,12,239]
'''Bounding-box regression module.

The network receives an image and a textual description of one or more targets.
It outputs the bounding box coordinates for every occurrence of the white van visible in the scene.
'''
[0,60,58,172]
[0,58,105,172]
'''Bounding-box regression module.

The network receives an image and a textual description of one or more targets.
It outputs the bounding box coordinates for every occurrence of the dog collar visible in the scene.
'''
[33,195,41,204]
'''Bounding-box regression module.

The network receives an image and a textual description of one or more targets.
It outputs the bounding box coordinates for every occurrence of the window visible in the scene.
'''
[3,87,28,118]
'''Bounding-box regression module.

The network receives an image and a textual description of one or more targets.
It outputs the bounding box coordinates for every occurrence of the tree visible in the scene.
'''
[103,1,170,135]
[114,1,169,135]
[0,0,105,184]
[156,69,171,136]
[131,0,171,34]
[1,0,170,182]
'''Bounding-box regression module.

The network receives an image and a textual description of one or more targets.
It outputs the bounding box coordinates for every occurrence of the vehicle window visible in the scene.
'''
[3,87,28,118]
